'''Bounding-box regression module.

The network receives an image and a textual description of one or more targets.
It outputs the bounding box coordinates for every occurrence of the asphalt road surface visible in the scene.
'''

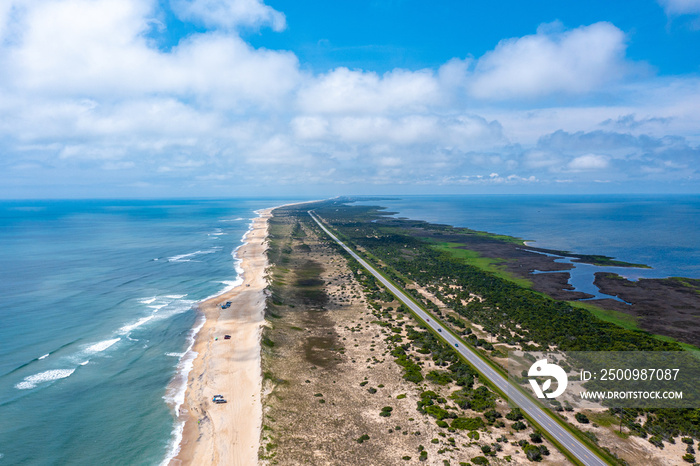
[309,211,607,466]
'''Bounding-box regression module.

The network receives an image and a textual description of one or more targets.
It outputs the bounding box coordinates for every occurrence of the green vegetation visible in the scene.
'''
[451,417,485,430]
[313,202,682,354]
[569,253,650,269]
[432,242,532,288]
[568,301,640,331]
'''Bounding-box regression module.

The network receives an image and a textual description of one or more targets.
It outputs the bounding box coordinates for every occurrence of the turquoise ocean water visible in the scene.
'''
[0,199,296,465]
[354,195,700,299]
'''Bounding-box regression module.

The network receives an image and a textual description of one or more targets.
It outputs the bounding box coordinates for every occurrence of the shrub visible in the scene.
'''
[356,434,370,444]
[575,412,589,424]
[529,432,542,443]
[505,408,523,421]
[425,405,455,421]
[523,444,542,461]
[427,370,453,385]
[380,406,393,417]
[512,421,526,431]
[451,417,485,431]
[649,435,664,449]
[471,456,489,465]
[484,409,502,423]
[682,453,696,463]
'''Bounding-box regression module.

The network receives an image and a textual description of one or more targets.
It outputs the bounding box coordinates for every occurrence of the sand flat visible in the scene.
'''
[172,209,271,466]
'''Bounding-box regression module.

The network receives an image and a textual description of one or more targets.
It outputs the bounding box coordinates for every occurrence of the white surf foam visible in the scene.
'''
[79,360,89,366]
[139,297,157,304]
[119,316,155,334]
[38,353,49,360]
[15,368,76,390]
[168,249,220,263]
[202,278,243,302]
[160,314,206,466]
[164,294,187,299]
[85,338,121,354]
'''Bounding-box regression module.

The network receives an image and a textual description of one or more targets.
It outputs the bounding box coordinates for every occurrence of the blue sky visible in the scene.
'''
[0,0,699,198]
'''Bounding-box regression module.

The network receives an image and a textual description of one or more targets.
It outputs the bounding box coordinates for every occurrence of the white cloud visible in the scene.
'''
[171,0,286,31]
[289,114,506,152]
[469,22,629,99]
[298,67,441,114]
[291,116,329,140]
[567,154,610,171]
[0,2,698,195]
[2,0,300,107]
[658,0,700,15]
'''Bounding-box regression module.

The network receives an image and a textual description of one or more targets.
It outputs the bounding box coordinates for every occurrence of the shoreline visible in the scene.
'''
[169,207,272,466]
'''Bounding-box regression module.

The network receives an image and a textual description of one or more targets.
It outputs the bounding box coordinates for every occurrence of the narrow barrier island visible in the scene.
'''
[259,199,699,466]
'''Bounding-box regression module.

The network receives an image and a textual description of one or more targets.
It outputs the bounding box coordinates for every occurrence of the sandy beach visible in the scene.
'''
[171,208,271,466]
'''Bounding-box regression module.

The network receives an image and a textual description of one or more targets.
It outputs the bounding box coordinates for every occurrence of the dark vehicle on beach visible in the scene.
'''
[212,395,227,404]
[224,335,231,340]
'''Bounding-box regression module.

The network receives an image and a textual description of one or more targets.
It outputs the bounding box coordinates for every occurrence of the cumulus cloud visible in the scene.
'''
[529,128,700,180]
[469,22,630,99]
[0,1,697,195]
[289,114,506,150]
[567,154,610,172]
[298,67,442,114]
[2,0,300,106]
[171,0,286,31]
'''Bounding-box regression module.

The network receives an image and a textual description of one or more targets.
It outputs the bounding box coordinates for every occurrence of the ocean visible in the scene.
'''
[354,195,700,299]
[0,199,295,465]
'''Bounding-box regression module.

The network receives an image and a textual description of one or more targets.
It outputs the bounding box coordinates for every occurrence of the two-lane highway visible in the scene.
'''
[309,211,607,466]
